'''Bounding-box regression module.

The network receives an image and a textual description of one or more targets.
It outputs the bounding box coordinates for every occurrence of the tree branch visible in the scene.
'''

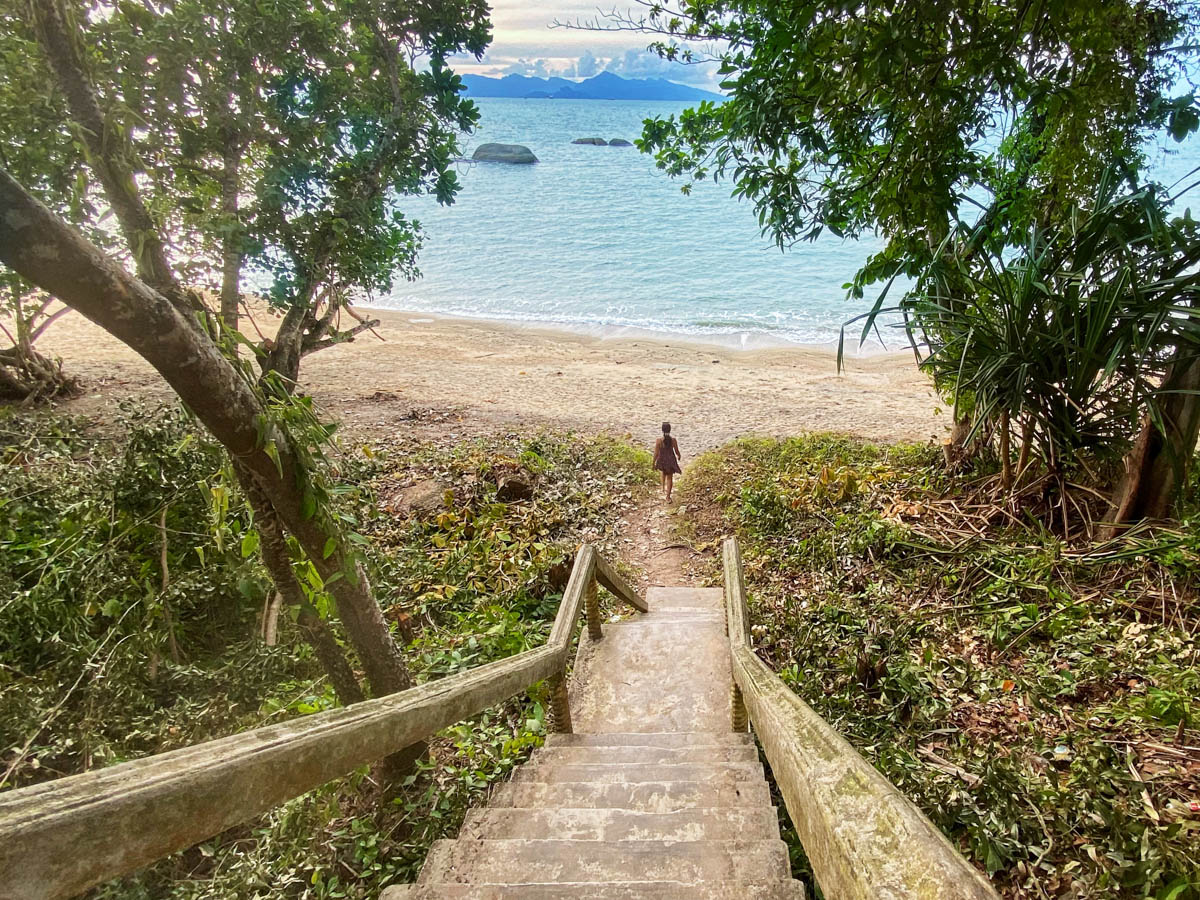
[302,317,382,357]
[1,166,262,459]
[29,304,73,342]
[27,0,183,306]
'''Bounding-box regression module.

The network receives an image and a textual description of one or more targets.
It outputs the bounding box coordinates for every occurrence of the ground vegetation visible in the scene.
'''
[677,435,1198,899]
[0,404,650,897]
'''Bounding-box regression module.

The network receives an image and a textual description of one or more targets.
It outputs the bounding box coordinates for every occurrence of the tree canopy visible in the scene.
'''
[598,0,1200,527]
[618,0,1199,284]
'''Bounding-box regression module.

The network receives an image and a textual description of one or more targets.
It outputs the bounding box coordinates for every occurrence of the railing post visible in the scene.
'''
[585,577,602,641]
[731,681,748,732]
[546,671,573,733]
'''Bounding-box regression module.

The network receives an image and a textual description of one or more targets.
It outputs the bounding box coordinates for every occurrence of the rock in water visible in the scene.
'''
[472,143,538,164]
[572,137,608,145]
[608,138,633,147]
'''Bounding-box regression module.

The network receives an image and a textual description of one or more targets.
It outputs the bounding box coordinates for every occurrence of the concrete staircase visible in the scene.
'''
[383,586,805,899]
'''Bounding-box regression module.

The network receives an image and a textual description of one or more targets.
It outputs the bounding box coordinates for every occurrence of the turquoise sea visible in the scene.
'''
[378,98,1200,349]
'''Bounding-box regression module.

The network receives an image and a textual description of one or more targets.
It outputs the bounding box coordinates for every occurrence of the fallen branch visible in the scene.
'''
[345,303,386,342]
[917,746,981,787]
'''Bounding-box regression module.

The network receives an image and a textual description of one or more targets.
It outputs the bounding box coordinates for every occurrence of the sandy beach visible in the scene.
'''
[34,305,947,453]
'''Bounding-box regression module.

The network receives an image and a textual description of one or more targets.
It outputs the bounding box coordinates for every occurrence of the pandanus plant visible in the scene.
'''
[858,168,1200,531]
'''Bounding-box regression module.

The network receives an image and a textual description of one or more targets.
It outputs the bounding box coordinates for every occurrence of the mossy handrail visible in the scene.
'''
[0,544,645,900]
[722,537,1000,900]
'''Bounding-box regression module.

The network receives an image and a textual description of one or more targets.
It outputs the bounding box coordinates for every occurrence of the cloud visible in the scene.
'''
[449,45,721,91]
[602,48,718,87]
[501,57,552,78]
[576,50,599,78]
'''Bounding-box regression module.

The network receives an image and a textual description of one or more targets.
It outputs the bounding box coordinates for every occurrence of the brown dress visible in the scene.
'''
[653,436,682,475]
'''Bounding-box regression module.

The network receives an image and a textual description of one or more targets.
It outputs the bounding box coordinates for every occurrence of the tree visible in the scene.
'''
[589,0,1200,521]
[2,0,490,708]
[605,1,1194,252]
[85,0,486,696]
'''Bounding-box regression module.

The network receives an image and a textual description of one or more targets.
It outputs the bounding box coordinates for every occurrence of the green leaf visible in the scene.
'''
[241,530,260,558]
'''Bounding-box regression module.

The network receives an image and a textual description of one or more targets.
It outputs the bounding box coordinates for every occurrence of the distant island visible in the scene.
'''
[460,71,724,102]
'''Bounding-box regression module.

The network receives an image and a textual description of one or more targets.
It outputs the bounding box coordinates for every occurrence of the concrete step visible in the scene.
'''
[418,839,791,886]
[571,611,731,733]
[648,605,725,613]
[530,744,758,765]
[638,609,720,619]
[628,618,725,628]
[489,780,770,812]
[636,610,724,620]
[544,733,753,749]
[458,806,782,842]
[383,880,806,899]
[513,761,763,784]
[646,586,723,604]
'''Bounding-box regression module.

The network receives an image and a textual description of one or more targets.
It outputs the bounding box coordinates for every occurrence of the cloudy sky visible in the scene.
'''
[449,1,722,88]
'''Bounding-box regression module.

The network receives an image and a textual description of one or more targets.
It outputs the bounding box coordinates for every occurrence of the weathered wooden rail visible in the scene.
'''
[0,544,644,900]
[722,537,1000,900]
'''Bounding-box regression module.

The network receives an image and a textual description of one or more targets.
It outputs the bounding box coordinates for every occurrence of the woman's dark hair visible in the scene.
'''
[662,422,671,436]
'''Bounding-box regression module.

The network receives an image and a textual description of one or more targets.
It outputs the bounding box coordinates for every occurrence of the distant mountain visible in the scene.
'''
[460,71,724,102]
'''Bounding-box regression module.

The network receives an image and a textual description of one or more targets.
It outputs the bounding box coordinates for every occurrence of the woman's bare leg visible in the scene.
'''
[665,473,674,501]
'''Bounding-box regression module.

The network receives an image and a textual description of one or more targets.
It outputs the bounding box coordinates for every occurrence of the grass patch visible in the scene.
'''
[678,434,1199,900]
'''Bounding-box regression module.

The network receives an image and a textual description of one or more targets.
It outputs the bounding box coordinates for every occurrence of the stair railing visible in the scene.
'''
[722,537,1000,900]
[0,544,644,900]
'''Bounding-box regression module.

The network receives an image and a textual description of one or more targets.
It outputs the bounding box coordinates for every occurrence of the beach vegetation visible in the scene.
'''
[677,434,1200,899]
[901,170,1200,539]
[0,404,651,896]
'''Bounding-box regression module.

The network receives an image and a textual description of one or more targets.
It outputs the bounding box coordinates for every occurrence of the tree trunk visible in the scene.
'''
[261,592,283,646]
[219,133,242,334]
[942,414,972,470]
[0,345,74,402]
[247,291,418,697]
[236,464,365,705]
[999,409,1012,491]
[263,299,311,384]
[1015,415,1034,481]
[0,168,414,705]
[1103,354,1200,536]
[241,466,423,765]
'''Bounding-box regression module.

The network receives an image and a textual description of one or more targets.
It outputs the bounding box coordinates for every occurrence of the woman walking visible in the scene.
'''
[653,422,683,502]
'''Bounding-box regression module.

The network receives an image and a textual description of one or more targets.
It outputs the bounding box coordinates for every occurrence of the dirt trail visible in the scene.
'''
[615,486,708,594]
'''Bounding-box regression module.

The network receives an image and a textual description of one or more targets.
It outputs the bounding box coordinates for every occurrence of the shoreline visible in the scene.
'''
[34,303,947,454]
[360,304,914,358]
